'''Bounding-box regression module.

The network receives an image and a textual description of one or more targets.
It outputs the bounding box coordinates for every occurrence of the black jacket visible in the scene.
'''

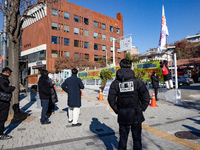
[0,73,15,102]
[38,74,52,100]
[48,78,58,104]
[160,60,172,81]
[62,74,84,107]
[151,73,160,89]
[108,68,150,125]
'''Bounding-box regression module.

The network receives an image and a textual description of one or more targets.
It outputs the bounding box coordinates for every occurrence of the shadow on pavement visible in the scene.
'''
[90,118,118,150]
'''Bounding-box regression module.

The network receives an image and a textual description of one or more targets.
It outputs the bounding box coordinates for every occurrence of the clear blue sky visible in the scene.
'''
[0,0,199,54]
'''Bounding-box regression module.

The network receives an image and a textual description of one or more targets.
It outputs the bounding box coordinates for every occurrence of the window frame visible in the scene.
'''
[74,14,79,22]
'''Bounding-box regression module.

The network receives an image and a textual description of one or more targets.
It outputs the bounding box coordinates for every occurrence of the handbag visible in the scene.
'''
[0,91,12,102]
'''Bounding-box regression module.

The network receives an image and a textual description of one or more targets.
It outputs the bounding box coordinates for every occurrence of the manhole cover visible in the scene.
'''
[174,131,200,140]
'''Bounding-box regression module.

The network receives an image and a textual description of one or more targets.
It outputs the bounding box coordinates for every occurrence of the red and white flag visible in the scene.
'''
[158,5,169,53]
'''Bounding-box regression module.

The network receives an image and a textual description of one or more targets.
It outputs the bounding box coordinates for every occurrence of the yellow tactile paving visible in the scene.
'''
[82,96,200,150]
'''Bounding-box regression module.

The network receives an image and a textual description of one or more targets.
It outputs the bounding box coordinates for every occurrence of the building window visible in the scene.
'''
[102,23,106,30]
[64,51,70,57]
[84,18,89,25]
[64,38,70,46]
[110,46,113,52]
[118,58,121,63]
[52,8,58,16]
[102,45,106,51]
[94,43,98,50]
[117,48,121,53]
[84,42,89,49]
[74,53,79,58]
[102,34,106,40]
[110,36,114,42]
[110,26,113,32]
[94,21,98,27]
[74,27,79,35]
[85,54,89,60]
[51,36,58,44]
[94,55,98,61]
[74,40,79,47]
[84,30,89,36]
[64,12,70,20]
[51,50,58,58]
[64,25,69,33]
[52,22,58,30]
[117,28,120,34]
[94,32,98,39]
[74,15,79,22]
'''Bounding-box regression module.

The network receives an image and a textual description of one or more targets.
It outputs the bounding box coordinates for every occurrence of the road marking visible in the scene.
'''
[82,96,200,150]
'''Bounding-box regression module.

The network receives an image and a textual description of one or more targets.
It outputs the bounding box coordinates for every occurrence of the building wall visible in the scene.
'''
[22,0,124,72]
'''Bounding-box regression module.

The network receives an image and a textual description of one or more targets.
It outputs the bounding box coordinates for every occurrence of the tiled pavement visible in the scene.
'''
[1,88,200,150]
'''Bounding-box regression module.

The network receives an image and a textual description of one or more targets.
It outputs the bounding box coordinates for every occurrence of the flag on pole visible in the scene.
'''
[158,5,169,53]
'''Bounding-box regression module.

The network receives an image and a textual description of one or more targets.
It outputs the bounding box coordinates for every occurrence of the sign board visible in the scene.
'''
[100,66,120,77]
[103,80,113,96]
[78,70,99,80]
[119,37,132,52]
[135,61,164,82]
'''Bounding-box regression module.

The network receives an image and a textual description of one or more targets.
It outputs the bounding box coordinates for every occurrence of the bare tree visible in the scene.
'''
[0,0,59,120]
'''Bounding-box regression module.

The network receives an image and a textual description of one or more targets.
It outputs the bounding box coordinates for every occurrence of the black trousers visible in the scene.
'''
[118,123,142,150]
[154,88,158,101]
[0,101,10,135]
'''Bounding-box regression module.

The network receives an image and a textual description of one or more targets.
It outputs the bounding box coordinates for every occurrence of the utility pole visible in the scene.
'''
[2,0,8,68]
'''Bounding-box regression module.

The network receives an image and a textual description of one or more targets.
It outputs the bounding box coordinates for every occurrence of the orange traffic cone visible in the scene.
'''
[98,88,104,101]
[61,83,64,92]
[81,90,84,96]
[54,84,56,91]
[149,92,158,107]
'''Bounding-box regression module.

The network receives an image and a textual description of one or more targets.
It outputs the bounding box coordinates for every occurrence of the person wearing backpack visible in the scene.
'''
[108,59,150,150]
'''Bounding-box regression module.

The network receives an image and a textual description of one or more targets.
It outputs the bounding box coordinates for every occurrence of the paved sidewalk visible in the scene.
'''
[1,89,200,150]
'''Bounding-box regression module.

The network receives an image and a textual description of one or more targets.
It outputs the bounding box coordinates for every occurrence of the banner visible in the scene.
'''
[100,66,120,77]
[103,80,113,96]
[78,70,99,80]
[0,56,2,67]
[135,61,164,82]
[158,5,169,53]
[119,37,132,52]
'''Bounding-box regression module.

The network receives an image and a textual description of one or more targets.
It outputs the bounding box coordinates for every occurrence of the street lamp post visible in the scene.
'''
[112,34,132,66]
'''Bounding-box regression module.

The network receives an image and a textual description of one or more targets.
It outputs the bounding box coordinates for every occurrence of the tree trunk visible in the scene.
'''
[8,40,20,115]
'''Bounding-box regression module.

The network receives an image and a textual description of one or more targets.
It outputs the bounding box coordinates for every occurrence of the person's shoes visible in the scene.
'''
[72,123,82,127]
[0,134,12,140]
[41,120,51,125]
[68,120,73,123]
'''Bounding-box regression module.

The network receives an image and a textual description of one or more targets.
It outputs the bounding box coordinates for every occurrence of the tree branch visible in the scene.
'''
[0,6,8,16]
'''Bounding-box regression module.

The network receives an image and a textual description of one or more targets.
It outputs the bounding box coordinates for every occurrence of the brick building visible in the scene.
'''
[21,0,124,75]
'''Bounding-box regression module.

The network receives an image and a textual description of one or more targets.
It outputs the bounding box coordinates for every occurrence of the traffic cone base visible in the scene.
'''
[149,92,158,107]
[98,88,104,101]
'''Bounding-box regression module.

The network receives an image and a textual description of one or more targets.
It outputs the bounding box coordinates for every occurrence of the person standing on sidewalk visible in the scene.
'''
[62,68,84,127]
[0,67,15,140]
[108,59,150,150]
[38,69,52,125]
[151,71,160,101]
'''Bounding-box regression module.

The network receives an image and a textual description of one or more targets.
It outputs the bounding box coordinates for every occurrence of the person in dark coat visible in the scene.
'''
[0,67,15,140]
[108,59,150,150]
[160,60,173,89]
[46,78,58,116]
[151,72,160,101]
[62,68,84,127]
[38,69,52,125]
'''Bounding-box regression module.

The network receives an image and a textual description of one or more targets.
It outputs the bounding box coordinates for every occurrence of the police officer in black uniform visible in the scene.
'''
[108,59,150,150]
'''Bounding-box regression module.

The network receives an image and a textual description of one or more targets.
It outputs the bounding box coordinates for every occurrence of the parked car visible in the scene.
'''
[180,76,194,84]
[172,76,190,86]
[172,77,183,87]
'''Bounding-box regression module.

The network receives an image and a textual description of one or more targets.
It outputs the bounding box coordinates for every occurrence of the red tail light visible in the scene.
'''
[186,79,189,81]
